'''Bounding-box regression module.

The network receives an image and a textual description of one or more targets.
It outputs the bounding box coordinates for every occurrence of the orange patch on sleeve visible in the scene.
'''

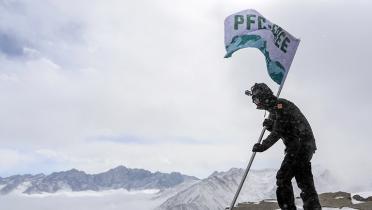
[277,103,283,109]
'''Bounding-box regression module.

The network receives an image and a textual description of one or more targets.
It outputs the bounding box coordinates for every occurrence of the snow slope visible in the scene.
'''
[158,166,339,210]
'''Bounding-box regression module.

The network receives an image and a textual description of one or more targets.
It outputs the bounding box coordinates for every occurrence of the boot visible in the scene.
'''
[281,203,297,210]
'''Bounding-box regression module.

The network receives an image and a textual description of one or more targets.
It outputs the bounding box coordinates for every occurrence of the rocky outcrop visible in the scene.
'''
[353,194,372,202]
[235,191,372,210]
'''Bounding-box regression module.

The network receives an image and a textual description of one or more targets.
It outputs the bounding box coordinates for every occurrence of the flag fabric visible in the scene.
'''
[224,9,300,85]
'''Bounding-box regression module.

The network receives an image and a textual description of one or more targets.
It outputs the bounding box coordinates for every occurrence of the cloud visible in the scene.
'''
[0,149,32,172]
[0,32,24,57]
[88,132,150,145]
[0,0,371,189]
[0,189,162,210]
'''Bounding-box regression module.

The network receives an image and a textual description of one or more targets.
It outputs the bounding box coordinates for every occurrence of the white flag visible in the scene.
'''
[224,9,300,85]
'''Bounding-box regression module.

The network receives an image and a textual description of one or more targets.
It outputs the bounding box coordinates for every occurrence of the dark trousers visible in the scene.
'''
[276,150,321,210]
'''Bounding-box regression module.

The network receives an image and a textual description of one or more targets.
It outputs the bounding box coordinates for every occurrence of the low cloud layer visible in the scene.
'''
[0,190,162,210]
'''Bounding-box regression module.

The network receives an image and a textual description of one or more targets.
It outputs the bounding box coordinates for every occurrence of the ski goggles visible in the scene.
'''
[252,96,260,105]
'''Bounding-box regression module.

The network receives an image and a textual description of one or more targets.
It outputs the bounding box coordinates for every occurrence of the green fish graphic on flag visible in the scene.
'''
[224,9,300,85]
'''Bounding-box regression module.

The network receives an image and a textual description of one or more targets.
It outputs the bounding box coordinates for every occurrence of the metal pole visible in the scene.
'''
[227,127,267,210]
[227,52,297,209]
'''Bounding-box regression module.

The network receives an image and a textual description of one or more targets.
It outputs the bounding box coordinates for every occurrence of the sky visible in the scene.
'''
[0,0,371,188]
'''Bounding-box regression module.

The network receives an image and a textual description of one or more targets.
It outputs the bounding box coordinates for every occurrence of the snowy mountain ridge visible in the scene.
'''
[0,166,199,195]
[0,165,347,210]
[157,166,339,210]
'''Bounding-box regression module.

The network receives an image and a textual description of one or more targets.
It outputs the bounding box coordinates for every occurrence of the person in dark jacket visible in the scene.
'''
[246,83,321,210]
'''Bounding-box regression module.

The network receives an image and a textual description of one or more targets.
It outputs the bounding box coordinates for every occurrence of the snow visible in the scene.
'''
[0,186,367,210]
[351,191,372,204]
[158,167,342,210]
[351,191,372,198]
[10,181,32,194]
[1,169,370,210]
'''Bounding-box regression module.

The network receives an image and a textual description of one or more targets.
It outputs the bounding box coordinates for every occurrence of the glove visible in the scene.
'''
[252,143,265,152]
[263,119,274,131]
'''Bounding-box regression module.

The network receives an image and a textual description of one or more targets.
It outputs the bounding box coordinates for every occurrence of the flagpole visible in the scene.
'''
[227,127,267,210]
[227,43,299,210]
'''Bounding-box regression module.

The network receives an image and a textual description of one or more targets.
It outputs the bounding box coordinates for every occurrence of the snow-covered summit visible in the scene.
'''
[158,166,339,210]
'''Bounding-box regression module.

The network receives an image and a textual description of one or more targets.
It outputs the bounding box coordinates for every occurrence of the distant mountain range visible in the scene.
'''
[0,165,344,210]
[0,166,198,195]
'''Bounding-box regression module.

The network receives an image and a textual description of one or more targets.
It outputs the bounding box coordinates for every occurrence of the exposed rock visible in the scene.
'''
[235,200,279,210]
[235,191,372,210]
[320,191,351,208]
[353,194,372,202]
[353,194,367,202]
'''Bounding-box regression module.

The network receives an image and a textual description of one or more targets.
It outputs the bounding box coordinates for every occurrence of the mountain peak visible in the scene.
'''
[0,165,196,195]
[158,167,340,210]
[66,168,83,173]
[111,165,128,171]
[207,168,243,179]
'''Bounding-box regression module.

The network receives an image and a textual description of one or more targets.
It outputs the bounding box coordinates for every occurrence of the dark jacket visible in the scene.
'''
[261,98,317,154]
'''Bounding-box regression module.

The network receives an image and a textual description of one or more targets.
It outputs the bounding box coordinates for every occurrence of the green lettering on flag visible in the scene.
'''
[258,16,266,29]
[246,15,256,30]
[234,15,244,30]
[281,37,290,53]
[275,32,285,49]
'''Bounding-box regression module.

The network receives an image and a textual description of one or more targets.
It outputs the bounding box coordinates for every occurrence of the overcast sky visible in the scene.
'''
[0,0,371,188]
